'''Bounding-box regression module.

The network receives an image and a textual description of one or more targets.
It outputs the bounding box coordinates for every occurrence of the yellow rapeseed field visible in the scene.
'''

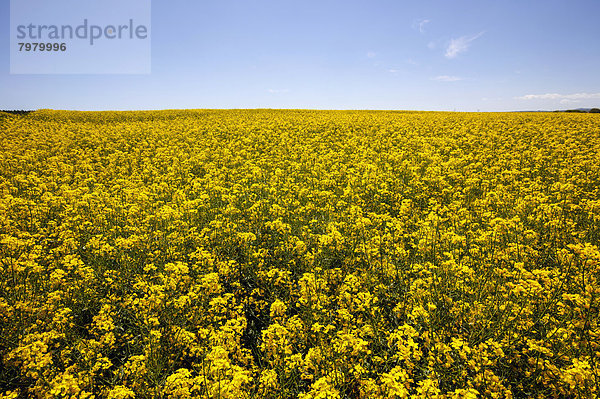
[1,109,599,398]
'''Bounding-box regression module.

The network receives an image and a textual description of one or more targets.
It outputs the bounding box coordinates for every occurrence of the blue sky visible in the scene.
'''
[2,0,600,111]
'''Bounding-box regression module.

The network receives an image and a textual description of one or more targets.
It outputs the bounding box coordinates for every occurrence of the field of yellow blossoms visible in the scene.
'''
[1,109,599,398]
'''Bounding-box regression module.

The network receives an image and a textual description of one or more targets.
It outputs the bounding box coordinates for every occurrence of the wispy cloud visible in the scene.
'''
[560,99,580,104]
[445,32,484,59]
[516,92,600,101]
[418,19,430,33]
[432,75,463,82]
[267,89,289,94]
[366,51,377,59]
[388,69,400,73]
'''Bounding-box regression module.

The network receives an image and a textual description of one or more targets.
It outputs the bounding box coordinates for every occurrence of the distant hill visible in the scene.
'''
[561,108,600,113]
[515,108,600,113]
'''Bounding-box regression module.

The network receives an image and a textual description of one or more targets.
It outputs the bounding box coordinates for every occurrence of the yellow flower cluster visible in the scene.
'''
[1,109,599,397]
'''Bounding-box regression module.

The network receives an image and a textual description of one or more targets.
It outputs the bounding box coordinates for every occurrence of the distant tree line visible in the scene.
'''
[559,108,600,113]
[0,110,34,115]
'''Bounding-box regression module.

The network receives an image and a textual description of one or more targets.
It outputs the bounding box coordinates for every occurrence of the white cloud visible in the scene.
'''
[267,89,289,94]
[432,75,463,82]
[560,99,580,104]
[412,18,430,33]
[388,69,400,73]
[516,92,600,100]
[445,32,484,59]
[366,51,377,59]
